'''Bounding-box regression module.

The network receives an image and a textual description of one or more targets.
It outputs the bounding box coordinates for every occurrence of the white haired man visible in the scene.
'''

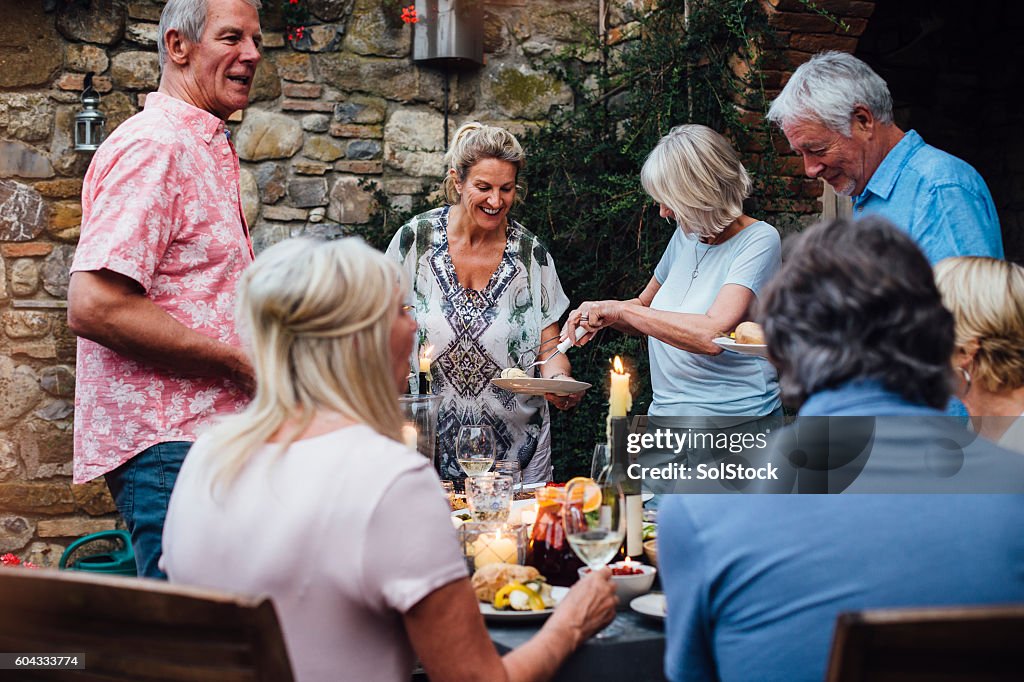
[67,0,261,578]
[767,51,1002,264]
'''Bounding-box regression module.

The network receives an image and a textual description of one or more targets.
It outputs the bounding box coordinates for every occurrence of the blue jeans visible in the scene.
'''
[104,441,192,579]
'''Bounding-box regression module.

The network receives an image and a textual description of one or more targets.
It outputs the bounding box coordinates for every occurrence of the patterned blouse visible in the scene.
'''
[386,207,569,483]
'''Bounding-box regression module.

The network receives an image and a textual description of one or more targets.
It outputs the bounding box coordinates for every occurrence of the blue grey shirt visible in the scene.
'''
[648,222,781,417]
[852,130,1003,263]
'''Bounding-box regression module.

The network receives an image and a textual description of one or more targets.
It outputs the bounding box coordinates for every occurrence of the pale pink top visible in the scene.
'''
[162,425,468,682]
[71,92,253,483]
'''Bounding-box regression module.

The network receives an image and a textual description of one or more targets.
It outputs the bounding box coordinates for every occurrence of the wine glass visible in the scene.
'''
[456,425,496,478]
[590,443,610,481]
[563,477,625,638]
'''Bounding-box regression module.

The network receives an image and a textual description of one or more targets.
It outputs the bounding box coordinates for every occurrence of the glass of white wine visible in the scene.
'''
[563,476,625,638]
[456,425,496,478]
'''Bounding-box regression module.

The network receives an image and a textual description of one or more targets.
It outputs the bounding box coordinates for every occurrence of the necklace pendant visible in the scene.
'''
[691,270,699,279]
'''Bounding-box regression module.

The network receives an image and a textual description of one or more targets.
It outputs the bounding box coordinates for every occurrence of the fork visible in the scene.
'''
[522,327,587,371]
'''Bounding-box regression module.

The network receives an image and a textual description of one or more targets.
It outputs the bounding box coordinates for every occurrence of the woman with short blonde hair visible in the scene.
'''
[563,124,782,434]
[163,237,616,682]
[935,256,1024,452]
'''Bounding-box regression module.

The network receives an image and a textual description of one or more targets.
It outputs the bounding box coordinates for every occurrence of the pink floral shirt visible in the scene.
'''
[71,92,254,483]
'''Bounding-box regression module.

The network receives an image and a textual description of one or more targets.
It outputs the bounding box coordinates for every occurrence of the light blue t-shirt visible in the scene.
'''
[852,130,1003,264]
[648,222,781,417]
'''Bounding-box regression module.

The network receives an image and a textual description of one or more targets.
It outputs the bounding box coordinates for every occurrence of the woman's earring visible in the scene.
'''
[959,366,972,396]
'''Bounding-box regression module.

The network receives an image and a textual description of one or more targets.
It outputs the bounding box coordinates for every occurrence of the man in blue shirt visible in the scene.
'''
[767,51,1003,264]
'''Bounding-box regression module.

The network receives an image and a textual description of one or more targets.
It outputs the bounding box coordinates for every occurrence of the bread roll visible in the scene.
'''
[471,563,540,602]
[734,321,765,345]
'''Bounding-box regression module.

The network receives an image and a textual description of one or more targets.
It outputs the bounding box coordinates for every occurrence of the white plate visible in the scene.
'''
[713,337,768,358]
[630,592,667,621]
[451,497,536,524]
[480,586,569,622]
[491,377,591,397]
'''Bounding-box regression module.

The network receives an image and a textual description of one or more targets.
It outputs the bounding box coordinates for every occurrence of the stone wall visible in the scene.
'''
[0,0,637,565]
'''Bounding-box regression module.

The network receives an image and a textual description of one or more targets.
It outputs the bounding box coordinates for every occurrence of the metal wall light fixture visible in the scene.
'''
[74,73,106,152]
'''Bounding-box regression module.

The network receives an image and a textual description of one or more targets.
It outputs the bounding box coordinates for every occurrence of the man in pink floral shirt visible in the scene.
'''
[67,0,262,578]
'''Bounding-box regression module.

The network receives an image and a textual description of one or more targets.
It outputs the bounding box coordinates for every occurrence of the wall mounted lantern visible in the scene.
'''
[413,0,484,68]
[74,73,106,152]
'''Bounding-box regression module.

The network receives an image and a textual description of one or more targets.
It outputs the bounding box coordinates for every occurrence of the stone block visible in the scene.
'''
[262,205,309,222]
[484,64,572,120]
[36,399,74,422]
[308,0,356,22]
[253,162,288,204]
[0,515,32,553]
[10,259,39,297]
[788,33,858,53]
[3,310,51,340]
[37,517,118,538]
[40,365,75,399]
[346,139,382,160]
[0,3,63,88]
[234,110,304,161]
[0,141,55,180]
[319,52,445,104]
[16,416,72,480]
[41,245,75,299]
[249,58,282,104]
[0,93,55,143]
[303,135,346,162]
[127,2,163,22]
[56,0,125,45]
[273,52,314,82]
[767,11,840,34]
[288,23,346,53]
[263,32,286,49]
[283,83,323,99]
[288,178,330,208]
[302,114,331,133]
[327,175,375,224]
[308,207,326,223]
[329,123,383,139]
[240,168,260,228]
[343,3,411,58]
[293,221,349,240]
[0,357,43,429]
[334,160,383,174]
[55,73,114,93]
[0,482,75,514]
[333,95,387,124]
[49,201,82,235]
[0,258,5,305]
[0,439,19,483]
[384,148,446,178]
[6,338,58,360]
[72,479,116,515]
[0,180,46,241]
[24,542,67,569]
[110,51,161,90]
[250,221,289,254]
[33,179,83,200]
[294,161,331,175]
[283,99,335,113]
[126,21,159,46]
[531,3,592,42]
[384,177,428,195]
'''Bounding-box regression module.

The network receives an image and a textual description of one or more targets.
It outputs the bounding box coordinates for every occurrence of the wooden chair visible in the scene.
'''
[826,604,1024,682]
[0,567,293,681]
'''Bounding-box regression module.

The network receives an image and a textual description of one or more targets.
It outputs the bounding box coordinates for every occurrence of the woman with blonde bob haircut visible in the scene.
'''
[564,124,782,430]
[163,237,615,682]
[388,122,584,485]
[935,256,1024,453]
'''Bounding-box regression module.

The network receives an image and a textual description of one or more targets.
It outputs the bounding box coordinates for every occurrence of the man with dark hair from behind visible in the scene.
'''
[658,216,1024,682]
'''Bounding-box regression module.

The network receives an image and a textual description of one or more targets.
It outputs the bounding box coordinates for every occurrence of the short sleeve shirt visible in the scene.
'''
[71,92,253,483]
[648,222,781,417]
[852,130,1003,264]
[386,207,570,483]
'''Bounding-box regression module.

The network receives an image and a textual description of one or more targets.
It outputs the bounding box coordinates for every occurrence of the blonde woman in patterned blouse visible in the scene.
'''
[386,122,584,484]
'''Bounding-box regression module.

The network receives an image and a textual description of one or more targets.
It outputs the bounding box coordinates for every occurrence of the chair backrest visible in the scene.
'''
[0,567,294,681]
[826,604,1024,682]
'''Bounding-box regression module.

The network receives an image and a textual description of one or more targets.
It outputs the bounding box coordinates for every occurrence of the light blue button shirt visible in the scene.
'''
[852,130,1003,264]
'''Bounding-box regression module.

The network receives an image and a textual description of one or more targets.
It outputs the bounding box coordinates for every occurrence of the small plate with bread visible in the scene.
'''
[472,563,568,622]
[714,321,768,358]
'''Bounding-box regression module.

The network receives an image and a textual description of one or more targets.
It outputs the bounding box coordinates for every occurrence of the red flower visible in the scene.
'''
[1,553,21,567]
[401,4,418,24]
[289,0,298,4]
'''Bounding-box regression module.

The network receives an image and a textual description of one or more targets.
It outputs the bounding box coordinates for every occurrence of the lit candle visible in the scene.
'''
[401,424,418,449]
[419,344,434,374]
[472,529,518,568]
[609,356,632,418]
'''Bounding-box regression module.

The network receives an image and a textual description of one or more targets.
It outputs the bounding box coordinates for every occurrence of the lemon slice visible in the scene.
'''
[565,476,602,513]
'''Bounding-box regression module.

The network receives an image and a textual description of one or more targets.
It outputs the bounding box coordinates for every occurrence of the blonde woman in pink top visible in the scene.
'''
[163,238,617,682]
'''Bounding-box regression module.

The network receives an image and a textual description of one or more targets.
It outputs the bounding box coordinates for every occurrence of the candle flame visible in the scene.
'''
[623,556,633,566]
[420,344,434,360]
[613,355,624,374]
